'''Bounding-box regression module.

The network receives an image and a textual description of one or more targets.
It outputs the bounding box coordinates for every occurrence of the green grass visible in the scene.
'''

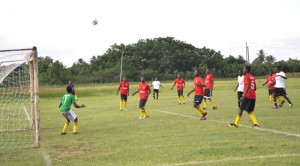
[1,78,300,166]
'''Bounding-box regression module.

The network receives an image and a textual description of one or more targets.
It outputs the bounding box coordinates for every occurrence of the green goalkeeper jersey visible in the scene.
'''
[59,93,75,112]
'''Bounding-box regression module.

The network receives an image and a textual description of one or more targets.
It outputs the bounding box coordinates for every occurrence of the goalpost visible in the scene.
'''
[0,47,40,149]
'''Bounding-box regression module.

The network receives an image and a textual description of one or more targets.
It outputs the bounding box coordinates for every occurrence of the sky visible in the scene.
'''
[1,0,300,67]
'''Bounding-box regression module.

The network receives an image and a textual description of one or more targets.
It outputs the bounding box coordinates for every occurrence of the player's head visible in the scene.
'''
[206,68,210,74]
[268,71,272,76]
[274,66,281,73]
[177,74,181,78]
[68,80,72,84]
[141,77,145,83]
[243,65,251,74]
[194,69,201,77]
[238,70,243,76]
[154,77,158,81]
[122,76,126,81]
[66,86,73,93]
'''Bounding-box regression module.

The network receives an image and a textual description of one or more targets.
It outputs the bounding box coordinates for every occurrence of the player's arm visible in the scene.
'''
[131,89,139,96]
[73,101,85,108]
[241,83,250,101]
[148,88,152,96]
[279,75,287,79]
[116,86,120,95]
[234,83,238,92]
[187,89,195,97]
[195,83,206,87]
[170,82,176,90]
[183,81,185,88]
[59,102,62,108]
[262,79,268,86]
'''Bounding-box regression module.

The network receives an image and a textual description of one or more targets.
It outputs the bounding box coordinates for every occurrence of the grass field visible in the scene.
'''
[1,78,300,166]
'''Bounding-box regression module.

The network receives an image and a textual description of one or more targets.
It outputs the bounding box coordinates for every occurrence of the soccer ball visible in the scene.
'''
[92,19,98,25]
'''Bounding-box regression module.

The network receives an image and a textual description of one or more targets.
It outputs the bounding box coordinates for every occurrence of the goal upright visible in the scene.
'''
[0,47,40,149]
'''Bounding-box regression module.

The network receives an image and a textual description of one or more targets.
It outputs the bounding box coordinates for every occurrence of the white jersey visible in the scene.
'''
[152,81,161,89]
[237,75,244,92]
[275,71,286,88]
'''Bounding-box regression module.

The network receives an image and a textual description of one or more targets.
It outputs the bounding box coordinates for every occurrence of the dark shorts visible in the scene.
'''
[204,89,212,98]
[139,99,147,108]
[268,89,274,96]
[240,98,256,112]
[274,88,286,96]
[120,94,127,101]
[194,95,203,106]
[154,89,159,93]
[237,91,243,100]
[177,90,184,96]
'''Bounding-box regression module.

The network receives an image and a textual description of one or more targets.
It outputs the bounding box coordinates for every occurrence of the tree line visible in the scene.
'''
[38,37,300,85]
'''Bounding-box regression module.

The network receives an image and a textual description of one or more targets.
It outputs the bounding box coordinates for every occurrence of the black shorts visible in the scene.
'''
[240,98,256,112]
[120,94,128,101]
[204,89,212,98]
[268,89,274,96]
[237,91,243,100]
[139,99,147,108]
[177,90,184,96]
[274,88,286,96]
[154,89,159,93]
[194,95,203,106]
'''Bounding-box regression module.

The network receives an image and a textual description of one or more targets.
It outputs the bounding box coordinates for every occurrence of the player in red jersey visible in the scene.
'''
[171,74,185,104]
[262,71,275,102]
[116,76,130,111]
[229,65,259,128]
[203,68,217,110]
[132,77,151,119]
[187,69,208,120]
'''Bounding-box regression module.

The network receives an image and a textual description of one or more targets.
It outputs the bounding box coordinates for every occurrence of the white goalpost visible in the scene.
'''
[0,47,40,149]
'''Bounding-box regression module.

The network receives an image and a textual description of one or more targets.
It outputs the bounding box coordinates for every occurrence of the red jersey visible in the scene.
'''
[194,76,205,96]
[266,75,275,90]
[244,74,256,99]
[119,81,129,95]
[139,82,150,99]
[174,78,185,90]
[205,73,214,90]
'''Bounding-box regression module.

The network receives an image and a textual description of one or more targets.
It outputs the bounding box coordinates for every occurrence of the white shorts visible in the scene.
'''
[62,109,77,121]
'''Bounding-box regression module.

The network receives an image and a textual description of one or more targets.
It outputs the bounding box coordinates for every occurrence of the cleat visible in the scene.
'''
[61,132,67,135]
[203,107,207,110]
[212,106,217,110]
[252,124,260,128]
[229,123,238,128]
[120,109,122,111]
[138,116,145,120]
[183,103,185,105]
[273,106,278,109]
[289,104,293,108]
[73,132,78,134]
[145,115,150,118]
[179,103,181,105]
[200,112,207,120]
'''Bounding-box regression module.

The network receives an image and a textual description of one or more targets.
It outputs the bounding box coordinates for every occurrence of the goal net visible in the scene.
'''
[0,47,40,149]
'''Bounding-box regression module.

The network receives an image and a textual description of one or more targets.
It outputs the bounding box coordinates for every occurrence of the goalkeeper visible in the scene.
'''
[59,86,85,135]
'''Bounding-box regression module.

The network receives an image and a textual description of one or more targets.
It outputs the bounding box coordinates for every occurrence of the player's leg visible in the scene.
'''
[119,95,123,111]
[123,95,128,110]
[156,89,159,100]
[208,90,217,109]
[237,91,243,108]
[268,89,273,102]
[180,90,185,104]
[203,89,208,109]
[194,95,207,120]
[67,109,79,134]
[153,90,156,99]
[230,99,248,127]
[61,113,70,134]
[273,88,279,108]
[246,99,259,127]
[139,100,148,119]
[282,88,292,107]
[177,90,181,104]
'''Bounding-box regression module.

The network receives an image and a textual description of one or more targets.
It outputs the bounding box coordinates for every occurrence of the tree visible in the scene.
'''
[252,49,267,65]
[265,55,276,64]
